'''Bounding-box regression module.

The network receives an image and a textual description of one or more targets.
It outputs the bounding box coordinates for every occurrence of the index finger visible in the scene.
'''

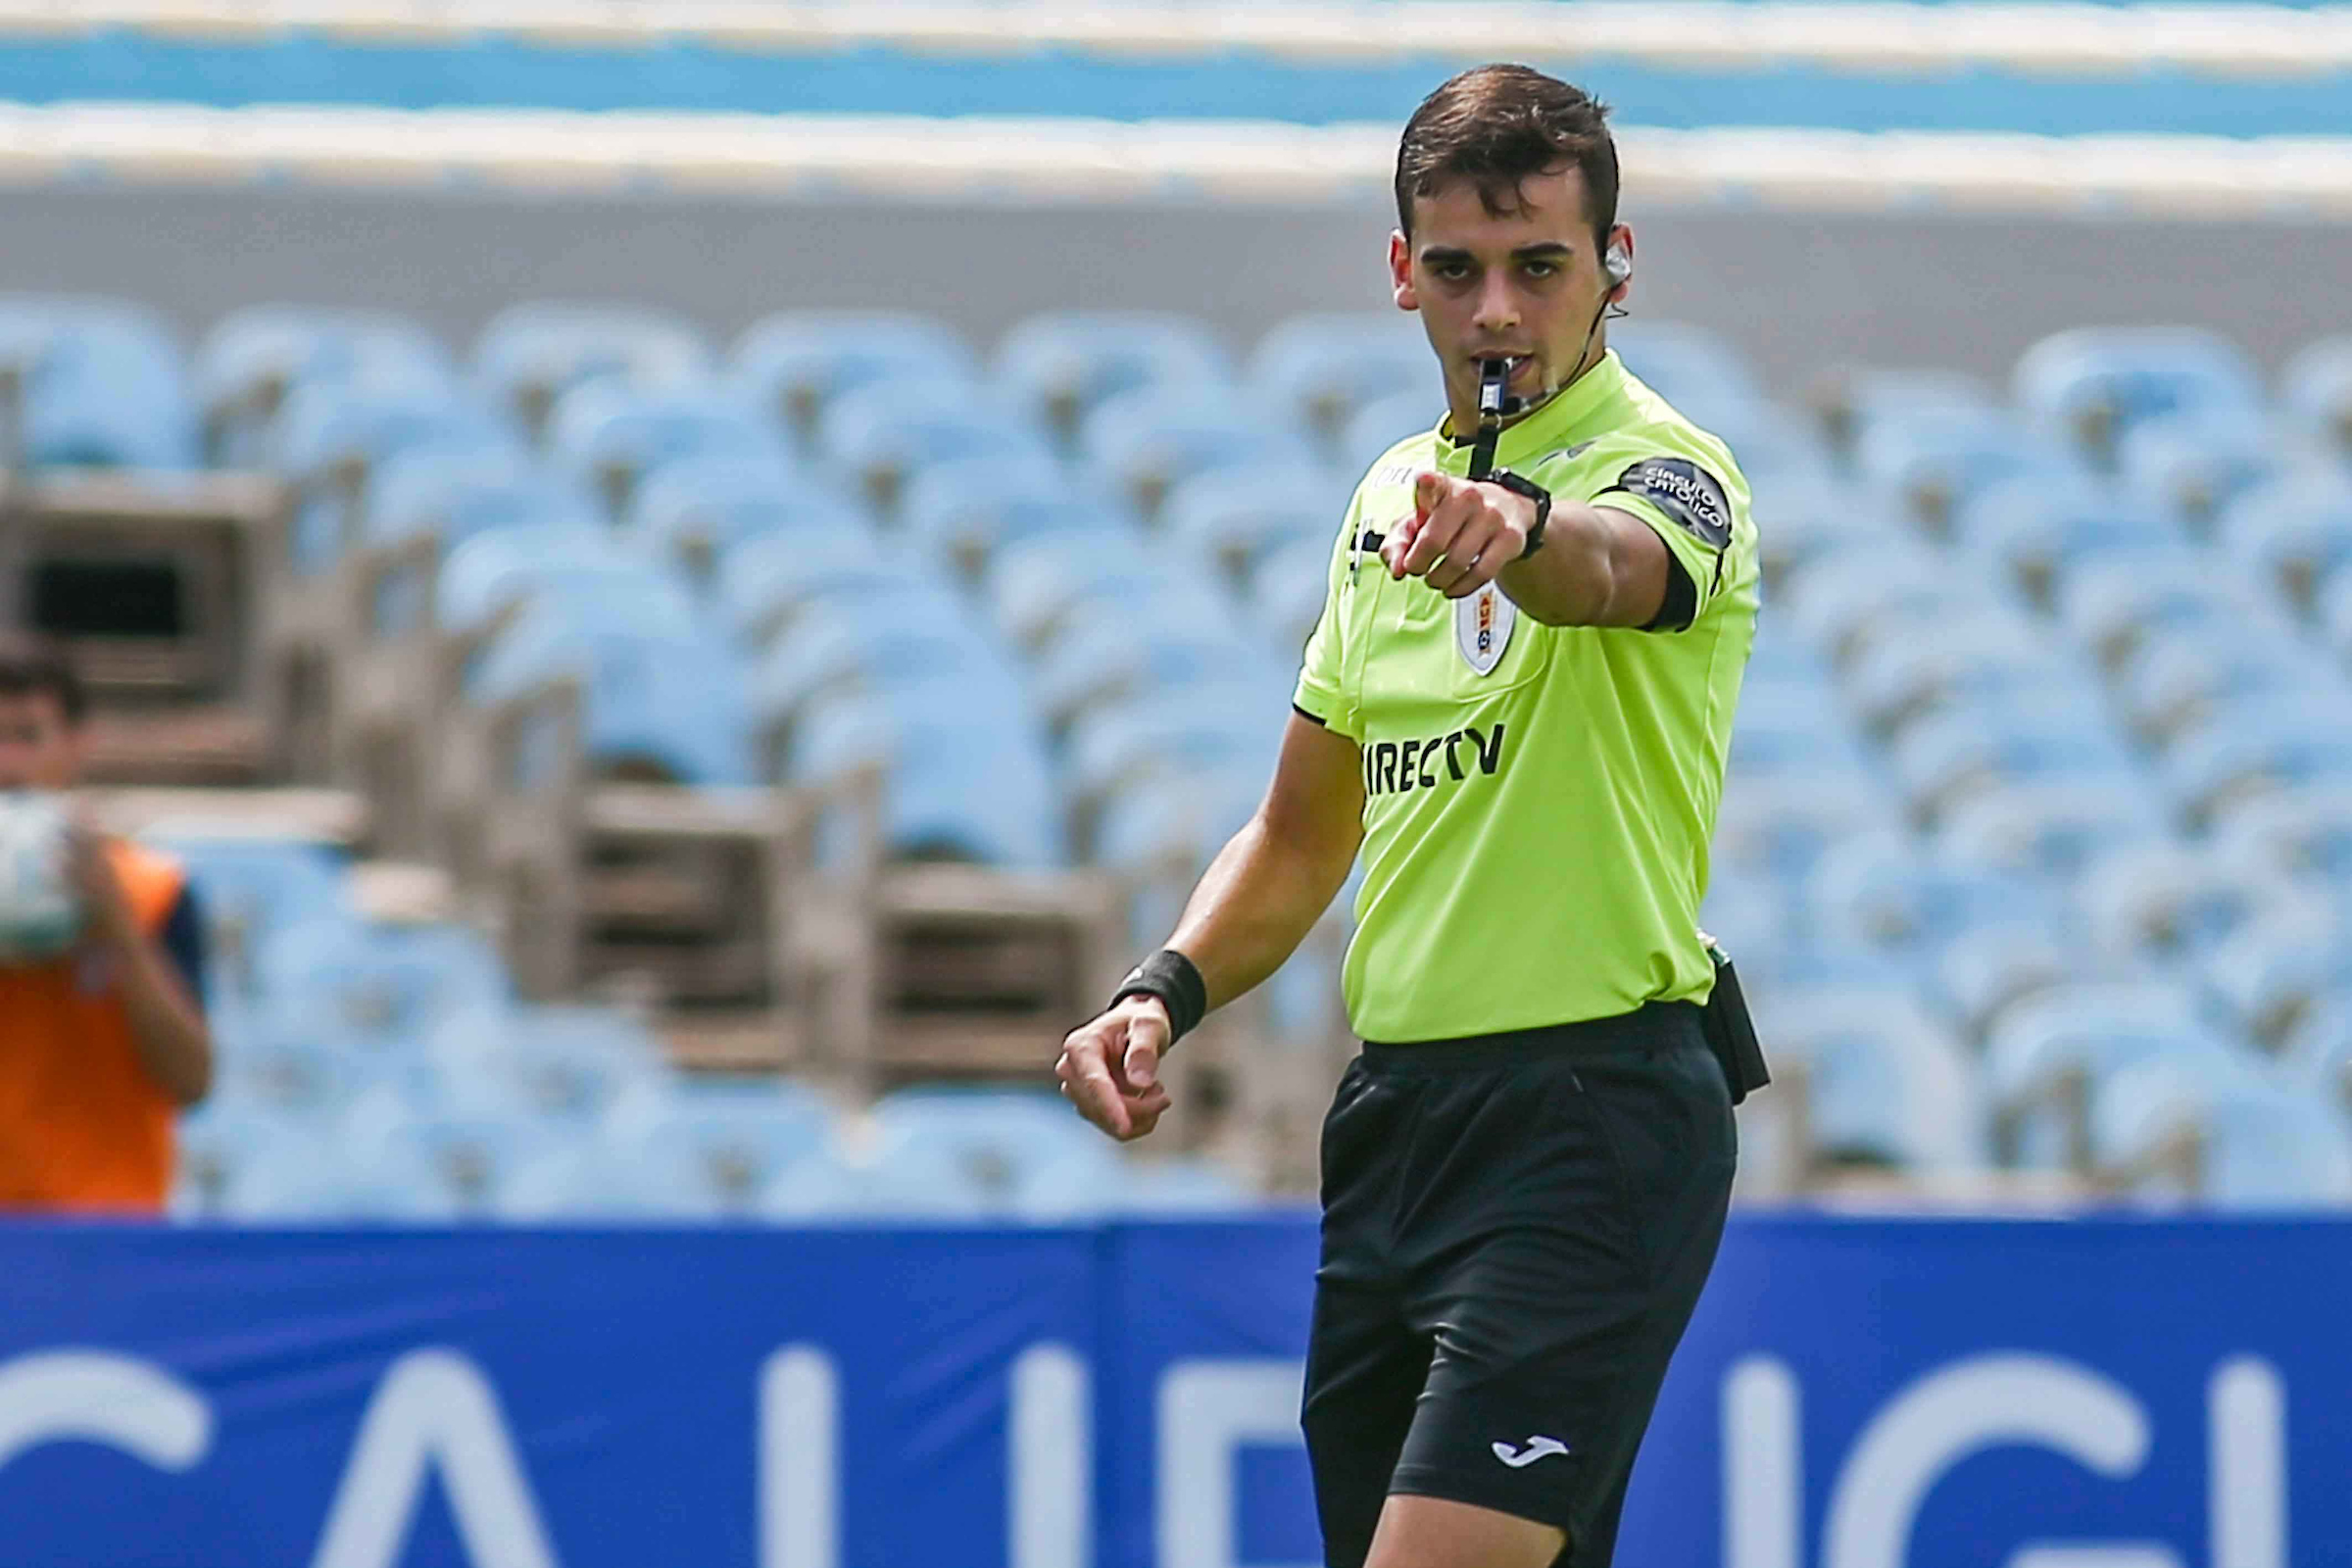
[1061,1033,1133,1138]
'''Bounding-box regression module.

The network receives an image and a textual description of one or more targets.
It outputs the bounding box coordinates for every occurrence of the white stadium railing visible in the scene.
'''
[0,101,2347,218]
[0,1,2345,80]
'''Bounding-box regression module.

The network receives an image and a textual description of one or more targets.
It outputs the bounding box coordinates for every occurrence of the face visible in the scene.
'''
[1390,165,1631,422]
[0,692,81,790]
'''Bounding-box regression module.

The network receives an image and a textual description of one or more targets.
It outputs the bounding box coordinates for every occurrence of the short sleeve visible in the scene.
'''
[1290,496,1365,741]
[157,885,207,1014]
[1572,449,1747,633]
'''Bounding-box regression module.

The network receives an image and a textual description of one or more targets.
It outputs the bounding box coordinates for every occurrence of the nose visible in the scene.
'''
[1472,270,1520,338]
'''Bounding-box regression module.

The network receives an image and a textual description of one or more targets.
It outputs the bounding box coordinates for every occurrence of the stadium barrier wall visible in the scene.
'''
[0,1215,2339,1567]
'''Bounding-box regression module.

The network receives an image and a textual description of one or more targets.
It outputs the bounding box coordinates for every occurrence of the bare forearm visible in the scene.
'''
[1167,810,1358,1013]
[113,937,212,1105]
[1497,502,1630,626]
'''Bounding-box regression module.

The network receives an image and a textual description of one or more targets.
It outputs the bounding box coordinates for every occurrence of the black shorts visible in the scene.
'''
[1300,1002,1737,1568]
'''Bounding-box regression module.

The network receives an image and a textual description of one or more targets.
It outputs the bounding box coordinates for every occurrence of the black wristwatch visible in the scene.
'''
[1486,469,1552,558]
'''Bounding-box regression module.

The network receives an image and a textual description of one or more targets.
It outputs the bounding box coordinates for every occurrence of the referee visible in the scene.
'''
[1058,64,1757,1568]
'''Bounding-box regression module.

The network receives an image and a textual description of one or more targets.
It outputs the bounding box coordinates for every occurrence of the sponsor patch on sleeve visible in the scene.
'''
[1604,458,1733,551]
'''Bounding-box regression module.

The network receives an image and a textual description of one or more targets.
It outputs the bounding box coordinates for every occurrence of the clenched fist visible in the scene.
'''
[1056,996,1175,1142]
[1381,471,1540,598]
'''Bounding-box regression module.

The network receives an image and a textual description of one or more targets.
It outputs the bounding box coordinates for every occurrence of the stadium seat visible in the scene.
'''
[1714,771,1899,886]
[1253,534,1336,657]
[2116,628,2308,748]
[2281,334,2352,463]
[996,310,1231,445]
[1750,472,1876,591]
[1725,679,1879,786]
[273,382,516,572]
[986,529,1172,654]
[472,301,710,439]
[1032,609,1281,734]
[1249,312,1428,449]
[171,1102,339,1220]
[1936,778,2171,880]
[1929,925,2089,1045]
[1607,319,1763,429]
[1853,406,2072,539]
[731,311,977,448]
[427,1003,668,1126]
[1782,541,2004,670]
[348,1112,573,1220]
[1984,980,2243,1170]
[197,305,450,466]
[2013,326,2265,468]
[1887,699,2139,821]
[1064,686,1290,838]
[1813,366,1992,461]
[1162,463,1341,593]
[2091,1054,2352,1206]
[2217,471,2352,622]
[252,917,511,1047]
[546,381,787,519]
[1840,609,2057,738]
[819,377,1054,517]
[749,587,1010,755]
[467,600,757,786]
[628,453,860,589]
[900,455,1118,582]
[717,528,942,653]
[2078,841,2318,964]
[2055,550,2280,676]
[853,1088,1126,1217]
[2199,915,2349,1050]
[2209,783,2352,882]
[1341,389,1436,479]
[434,523,684,641]
[2118,408,2278,537]
[1747,982,1988,1174]
[1807,837,2068,956]
[2159,692,2352,825]
[143,831,352,993]
[1093,762,1267,875]
[0,295,195,469]
[791,678,1064,866]
[369,449,595,552]
[1080,384,1319,524]
[1955,474,2181,610]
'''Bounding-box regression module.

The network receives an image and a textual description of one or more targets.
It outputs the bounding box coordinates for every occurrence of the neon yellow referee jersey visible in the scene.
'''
[1291,350,1759,1044]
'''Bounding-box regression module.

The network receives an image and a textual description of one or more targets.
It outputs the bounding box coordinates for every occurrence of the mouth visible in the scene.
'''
[1475,354,1537,386]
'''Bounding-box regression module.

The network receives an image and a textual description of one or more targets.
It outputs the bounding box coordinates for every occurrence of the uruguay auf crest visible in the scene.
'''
[1454,582,1517,676]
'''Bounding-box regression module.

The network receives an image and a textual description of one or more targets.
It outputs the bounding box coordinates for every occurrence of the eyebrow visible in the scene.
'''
[1419,242,1576,266]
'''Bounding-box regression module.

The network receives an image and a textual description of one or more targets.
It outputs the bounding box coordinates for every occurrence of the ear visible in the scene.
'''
[1606,222,1635,301]
[1389,229,1417,312]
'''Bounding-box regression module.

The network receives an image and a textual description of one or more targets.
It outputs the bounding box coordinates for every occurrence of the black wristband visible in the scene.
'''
[1110,949,1207,1045]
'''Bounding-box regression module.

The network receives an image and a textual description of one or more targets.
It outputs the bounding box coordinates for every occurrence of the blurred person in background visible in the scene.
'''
[1059,65,1756,1568]
[0,632,210,1212]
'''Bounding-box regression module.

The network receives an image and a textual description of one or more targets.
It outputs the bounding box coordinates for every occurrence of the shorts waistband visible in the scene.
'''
[1359,1001,1702,1074]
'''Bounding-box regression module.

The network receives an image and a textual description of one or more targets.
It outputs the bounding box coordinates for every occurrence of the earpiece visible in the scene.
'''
[1603,241,1632,291]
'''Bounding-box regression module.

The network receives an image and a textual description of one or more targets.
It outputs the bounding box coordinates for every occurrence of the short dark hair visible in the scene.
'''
[1395,65,1619,251]
[0,632,86,725]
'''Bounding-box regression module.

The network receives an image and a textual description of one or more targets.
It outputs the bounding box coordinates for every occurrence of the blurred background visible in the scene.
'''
[0,5,2348,1565]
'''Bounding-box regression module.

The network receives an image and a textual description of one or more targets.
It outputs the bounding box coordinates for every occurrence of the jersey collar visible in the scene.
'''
[1435,350,1630,473]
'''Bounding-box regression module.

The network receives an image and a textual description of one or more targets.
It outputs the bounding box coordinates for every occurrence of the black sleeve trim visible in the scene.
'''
[1292,703,1327,727]
[158,885,208,1014]
[1640,552,1699,633]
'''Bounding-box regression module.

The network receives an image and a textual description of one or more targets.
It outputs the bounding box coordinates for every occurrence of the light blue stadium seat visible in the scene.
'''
[986,529,1167,653]
[210,1029,381,1121]
[2210,783,2352,882]
[1984,980,2242,1169]
[368,448,594,551]
[1033,608,1280,733]
[546,381,786,518]
[2091,1055,2352,1206]
[1695,876,1795,974]
[434,523,680,640]
[198,305,451,466]
[2117,628,2310,748]
[793,678,1063,866]
[0,295,194,469]
[2284,999,2352,1117]
[748,588,1009,749]
[1249,312,1428,450]
[171,1101,338,1220]
[901,455,1117,581]
[472,302,710,436]
[253,917,511,1046]
[469,599,756,786]
[427,1003,668,1127]
[2199,914,2350,1051]
[1064,685,1289,819]
[819,377,1054,516]
[2303,567,2352,667]
[1253,533,1334,657]
[1093,763,1267,875]
[2281,334,2352,464]
[1080,384,1319,524]
[1105,1157,1258,1215]
[594,1074,833,1216]
[1854,406,2073,538]
[348,1112,576,1221]
[1162,463,1342,593]
[625,453,858,590]
[1714,771,1898,886]
[2160,691,2352,825]
[1725,680,1878,784]
[2014,326,2265,469]
[274,382,517,572]
[2217,470,2352,622]
[731,311,977,449]
[1955,474,2181,609]
[1929,925,2093,1045]
[1890,700,2140,820]
[142,831,350,966]
[1751,473,1875,587]
[2078,840,2317,965]
[715,527,914,649]
[1608,320,1762,429]
[1840,609,2057,738]
[1808,837,2068,956]
[2055,550,2278,675]
[1782,541,2003,669]
[996,310,1231,445]
[1936,778,2171,880]
[1832,368,1994,455]
[2118,408,2278,537]
[1341,389,1436,480]
[863,1088,1124,1218]
[186,1129,412,1222]
[759,1142,997,1220]
[1749,982,1987,1172]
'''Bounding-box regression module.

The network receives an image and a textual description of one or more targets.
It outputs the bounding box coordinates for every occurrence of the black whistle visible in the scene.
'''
[1470,357,1513,481]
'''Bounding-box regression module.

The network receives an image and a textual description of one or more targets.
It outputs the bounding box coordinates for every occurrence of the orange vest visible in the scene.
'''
[0,839,186,1212]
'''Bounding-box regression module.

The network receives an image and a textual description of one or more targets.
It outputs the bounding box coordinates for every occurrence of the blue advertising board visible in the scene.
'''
[0,1216,2342,1567]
